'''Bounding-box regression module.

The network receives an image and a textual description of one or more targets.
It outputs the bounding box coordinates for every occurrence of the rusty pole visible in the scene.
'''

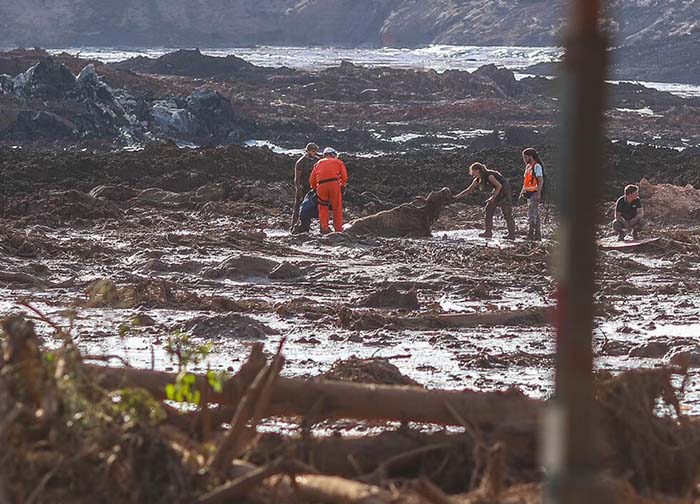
[544,0,610,503]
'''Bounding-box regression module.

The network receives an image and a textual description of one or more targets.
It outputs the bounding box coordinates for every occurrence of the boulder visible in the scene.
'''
[358,285,420,310]
[628,341,671,358]
[184,313,278,340]
[204,255,279,279]
[668,348,700,368]
[12,58,77,100]
[268,261,303,280]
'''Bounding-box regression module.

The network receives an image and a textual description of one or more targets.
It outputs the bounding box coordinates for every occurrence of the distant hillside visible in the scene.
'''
[1,0,698,83]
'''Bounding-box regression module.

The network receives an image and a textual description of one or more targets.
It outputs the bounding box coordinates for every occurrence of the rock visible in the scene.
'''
[468,130,503,152]
[504,126,544,147]
[131,312,157,327]
[322,355,422,386]
[347,187,452,237]
[151,90,247,145]
[472,64,520,97]
[268,262,303,280]
[140,259,169,272]
[134,188,191,208]
[358,285,420,310]
[12,58,77,100]
[184,313,278,340]
[204,255,279,279]
[0,74,13,93]
[151,100,193,135]
[194,184,227,202]
[668,348,700,368]
[10,111,78,140]
[89,184,138,201]
[629,341,671,358]
[111,49,254,78]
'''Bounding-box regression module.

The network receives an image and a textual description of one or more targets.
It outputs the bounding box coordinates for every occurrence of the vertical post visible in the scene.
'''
[544,0,610,503]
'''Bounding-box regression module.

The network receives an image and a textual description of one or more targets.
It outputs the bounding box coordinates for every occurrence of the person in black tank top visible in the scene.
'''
[453,162,516,239]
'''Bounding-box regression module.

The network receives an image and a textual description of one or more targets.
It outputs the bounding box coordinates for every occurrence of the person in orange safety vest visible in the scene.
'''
[309,147,348,234]
[519,147,545,241]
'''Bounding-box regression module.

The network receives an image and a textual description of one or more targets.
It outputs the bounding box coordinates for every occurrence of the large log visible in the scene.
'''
[393,307,554,329]
[84,361,543,429]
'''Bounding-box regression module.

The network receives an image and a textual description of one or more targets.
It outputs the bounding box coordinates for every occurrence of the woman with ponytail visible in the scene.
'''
[520,148,545,241]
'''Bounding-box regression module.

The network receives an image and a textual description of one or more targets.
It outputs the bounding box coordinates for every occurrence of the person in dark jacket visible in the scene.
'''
[453,162,516,239]
[290,142,320,233]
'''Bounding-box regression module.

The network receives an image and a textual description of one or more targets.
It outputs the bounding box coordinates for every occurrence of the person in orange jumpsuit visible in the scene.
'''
[309,147,348,233]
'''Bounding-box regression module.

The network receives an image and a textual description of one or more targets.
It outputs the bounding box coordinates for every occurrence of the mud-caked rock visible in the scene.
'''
[204,255,279,279]
[358,285,420,310]
[629,341,671,358]
[268,261,303,280]
[184,313,278,340]
[668,347,700,367]
[89,184,138,201]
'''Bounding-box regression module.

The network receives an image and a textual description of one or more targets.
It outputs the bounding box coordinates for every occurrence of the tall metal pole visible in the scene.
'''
[545,0,610,503]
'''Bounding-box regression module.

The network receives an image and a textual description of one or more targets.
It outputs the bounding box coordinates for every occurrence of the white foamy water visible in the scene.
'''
[48,44,562,72]
[46,45,700,99]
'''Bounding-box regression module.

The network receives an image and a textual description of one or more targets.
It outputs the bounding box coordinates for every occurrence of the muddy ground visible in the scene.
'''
[1,143,699,415]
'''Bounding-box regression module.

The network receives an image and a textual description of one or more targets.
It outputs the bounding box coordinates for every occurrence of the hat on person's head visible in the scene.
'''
[305,142,319,152]
[323,147,338,157]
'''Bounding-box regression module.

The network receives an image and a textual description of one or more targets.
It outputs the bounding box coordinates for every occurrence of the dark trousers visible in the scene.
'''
[613,217,644,234]
[485,191,516,236]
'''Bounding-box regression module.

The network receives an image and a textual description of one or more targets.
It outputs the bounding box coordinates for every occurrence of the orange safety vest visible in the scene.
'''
[523,162,540,192]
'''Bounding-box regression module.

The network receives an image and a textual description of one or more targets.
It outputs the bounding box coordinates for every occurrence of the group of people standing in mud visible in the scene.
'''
[288,144,642,242]
[288,144,547,240]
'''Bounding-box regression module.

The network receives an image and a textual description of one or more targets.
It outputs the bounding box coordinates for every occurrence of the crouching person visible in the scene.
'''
[613,184,644,240]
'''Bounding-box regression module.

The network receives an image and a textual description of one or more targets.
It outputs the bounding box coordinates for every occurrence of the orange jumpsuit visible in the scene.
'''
[309,157,348,232]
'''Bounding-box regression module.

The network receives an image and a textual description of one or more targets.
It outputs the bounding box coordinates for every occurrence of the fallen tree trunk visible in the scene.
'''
[392,307,554,329]
[84,360,543,429]
[84,342,267,405]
